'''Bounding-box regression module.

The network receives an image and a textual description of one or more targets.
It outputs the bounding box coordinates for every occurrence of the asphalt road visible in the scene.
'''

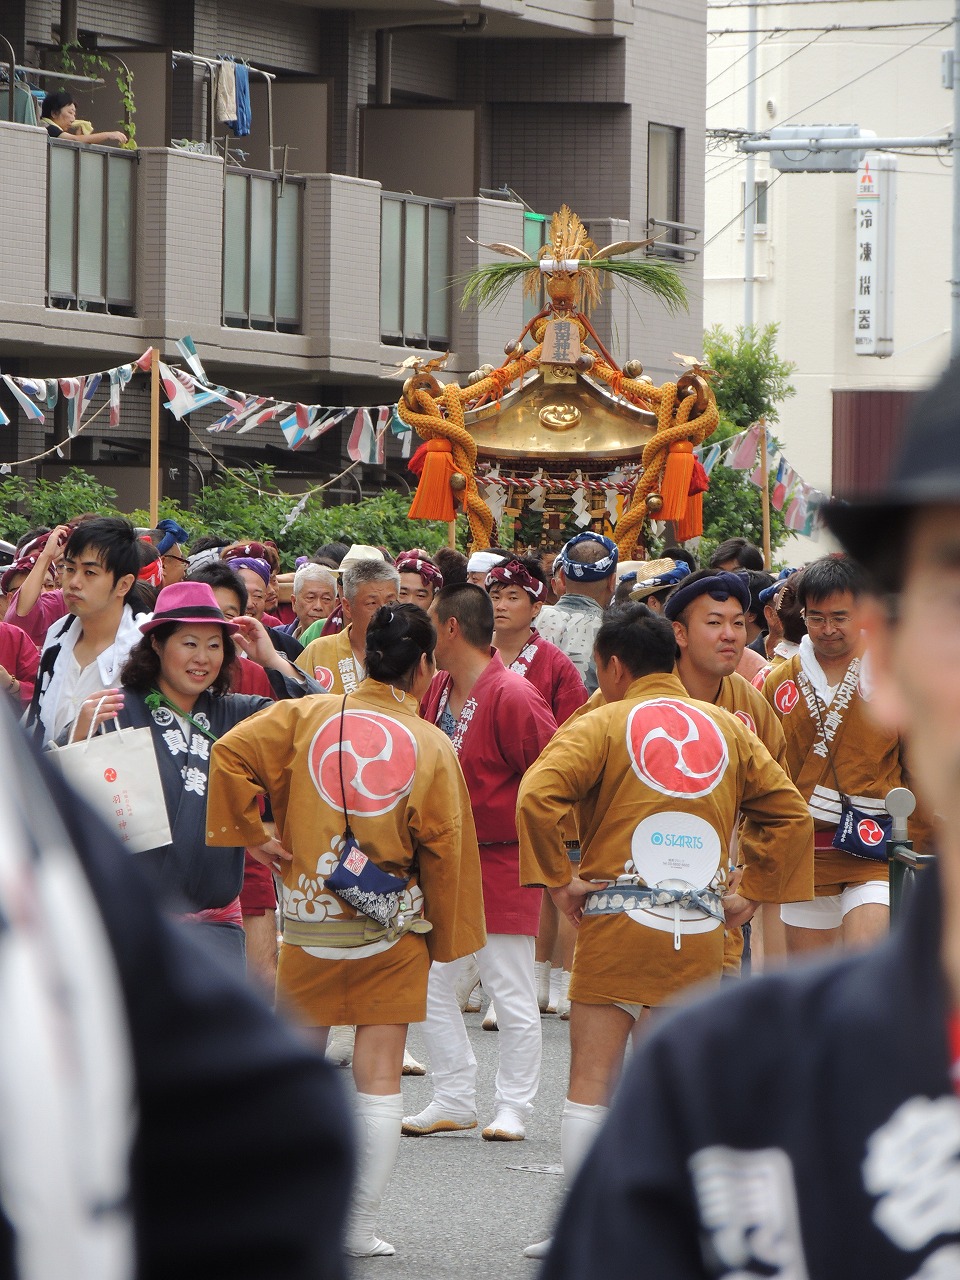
[346,1003,572,1280]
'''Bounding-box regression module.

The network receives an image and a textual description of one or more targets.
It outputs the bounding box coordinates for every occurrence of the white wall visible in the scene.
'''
[704,0,952,556]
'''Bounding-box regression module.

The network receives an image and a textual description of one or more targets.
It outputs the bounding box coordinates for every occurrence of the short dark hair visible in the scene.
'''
[365,604,436,689]
[662,544,699,573]
[65,518,144,608]
[16,526,51,553]
[121,622,236,696]
[772,577,807,644]
[432,547,468,586]
[188,560,248,613]
[434,582,494,649]
[743,569,775,625]
[709,537,764,571]
[41,90,73,119]
[594,603,677,678]
[567,538,611,566]
[796,554,868,608]
[186,534,227,556]
[517,555,547,587]
[315,542,350,566]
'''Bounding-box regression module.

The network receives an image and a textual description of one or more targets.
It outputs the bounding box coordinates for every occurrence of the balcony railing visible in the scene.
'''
[223,171,303,332]
[380,193,452,349]
[47,140,136,313]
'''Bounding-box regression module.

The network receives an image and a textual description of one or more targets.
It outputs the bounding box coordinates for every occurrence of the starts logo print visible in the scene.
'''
[857,818,885,847]
[627,699,729,799]
[309,710,418,817]
[313,666,335,692]
[774,680,800,715]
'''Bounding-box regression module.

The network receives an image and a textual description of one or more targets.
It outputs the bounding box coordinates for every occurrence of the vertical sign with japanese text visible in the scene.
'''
[855,153,897,357]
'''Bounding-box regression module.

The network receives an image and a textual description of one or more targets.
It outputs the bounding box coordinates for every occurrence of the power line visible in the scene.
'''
[704,171,785,248]
[778,20,953,125]
[707,29,828,112]
[707,29,778,86]
[708,20,955,35]
[708,0,934,8]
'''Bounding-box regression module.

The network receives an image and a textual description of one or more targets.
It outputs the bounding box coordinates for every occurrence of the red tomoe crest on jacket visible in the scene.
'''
[857,818,885,847]
[774,680,800,715]
[313,666,335,692]
[733,709,756,734]
[309,710,418,817]
[626,698,729,799]
[104,768,118,783]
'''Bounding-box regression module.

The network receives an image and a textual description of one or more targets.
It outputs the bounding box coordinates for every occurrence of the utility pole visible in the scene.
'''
[743,2,758,329]
[953,0,960,357]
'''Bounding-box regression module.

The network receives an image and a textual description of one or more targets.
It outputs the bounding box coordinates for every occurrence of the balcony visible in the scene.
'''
[380,193,452,350]
[223,170,303,332]
[46,139,136,314]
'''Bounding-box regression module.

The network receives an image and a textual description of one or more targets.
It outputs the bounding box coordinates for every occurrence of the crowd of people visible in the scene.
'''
[0,481,940,1271]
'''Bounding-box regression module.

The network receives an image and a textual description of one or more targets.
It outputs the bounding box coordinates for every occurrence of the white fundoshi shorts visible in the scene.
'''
[780,880,890,930]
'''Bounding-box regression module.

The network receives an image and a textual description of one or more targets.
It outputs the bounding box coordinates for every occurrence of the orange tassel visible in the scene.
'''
[660,441,695,520]
[675,493,703,541]
[408,439,457,521]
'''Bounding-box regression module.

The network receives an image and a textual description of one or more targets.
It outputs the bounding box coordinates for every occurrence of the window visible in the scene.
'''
[741,179,769,233]
[647,123,683,255]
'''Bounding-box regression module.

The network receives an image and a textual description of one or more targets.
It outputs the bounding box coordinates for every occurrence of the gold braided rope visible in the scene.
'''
[397,348,540,546]
[396,327,718,554]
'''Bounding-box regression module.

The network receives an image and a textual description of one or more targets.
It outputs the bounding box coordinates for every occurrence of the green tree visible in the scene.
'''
[698,323,797,565]
[704,322,796,428]
[0,469,122,542]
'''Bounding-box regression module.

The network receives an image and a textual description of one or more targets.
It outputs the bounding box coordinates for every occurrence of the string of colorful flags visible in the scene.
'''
[0,336,413,468]
[706,421,826,538]
[157,338,412,463]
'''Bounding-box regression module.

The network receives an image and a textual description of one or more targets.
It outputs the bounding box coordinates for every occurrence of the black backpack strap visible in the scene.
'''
[22,614,76,742]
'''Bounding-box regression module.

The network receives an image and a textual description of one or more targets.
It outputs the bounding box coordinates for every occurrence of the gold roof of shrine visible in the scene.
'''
[464,371,657,462]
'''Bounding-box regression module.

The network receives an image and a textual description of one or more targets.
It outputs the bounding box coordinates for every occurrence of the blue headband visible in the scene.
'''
[631,563,691,598]
[558,533,619,583]
[156,518,189,557]
[758,567,797,606]
[663,571,750,621]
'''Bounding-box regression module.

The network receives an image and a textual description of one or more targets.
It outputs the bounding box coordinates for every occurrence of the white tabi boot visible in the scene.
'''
[534,960,552,1013]
[547,966,562,1013]
[523,1098,609,1259]
[325,1024,355,1067]
[556,970,572,1021]
[345,1092,403,1258]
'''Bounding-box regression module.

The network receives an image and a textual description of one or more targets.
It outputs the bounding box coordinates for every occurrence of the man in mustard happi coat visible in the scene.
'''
[517,602,811,1258]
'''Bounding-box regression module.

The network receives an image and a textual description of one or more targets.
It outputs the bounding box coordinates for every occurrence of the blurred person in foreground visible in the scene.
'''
[535,361,960,1280]
[0,706,352,1280]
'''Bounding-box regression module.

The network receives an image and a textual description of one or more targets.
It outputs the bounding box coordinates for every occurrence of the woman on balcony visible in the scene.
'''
[41,90,127,146]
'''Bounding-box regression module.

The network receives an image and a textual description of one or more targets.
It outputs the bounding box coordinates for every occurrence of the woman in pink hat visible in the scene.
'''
[65,581,319,972]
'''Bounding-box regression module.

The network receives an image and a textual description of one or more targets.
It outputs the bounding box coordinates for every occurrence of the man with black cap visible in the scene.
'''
[761,552,931,955]
[529,360,958,1280]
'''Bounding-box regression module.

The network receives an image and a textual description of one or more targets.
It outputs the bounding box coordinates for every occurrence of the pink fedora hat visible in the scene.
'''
[139,581,240,635]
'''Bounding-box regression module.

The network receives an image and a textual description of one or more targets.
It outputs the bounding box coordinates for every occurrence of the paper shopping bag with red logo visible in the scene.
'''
[48,722,172,854]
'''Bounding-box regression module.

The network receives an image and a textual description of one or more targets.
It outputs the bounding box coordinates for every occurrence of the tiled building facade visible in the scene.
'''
[0,0,706,511]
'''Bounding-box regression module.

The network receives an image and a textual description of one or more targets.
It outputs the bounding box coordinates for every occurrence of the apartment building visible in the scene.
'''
[704,0,951,519]
[1,0,707,510]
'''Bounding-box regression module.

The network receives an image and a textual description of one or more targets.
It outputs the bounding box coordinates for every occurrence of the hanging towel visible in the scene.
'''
[232,63,251,137]
[215,61,237,125]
